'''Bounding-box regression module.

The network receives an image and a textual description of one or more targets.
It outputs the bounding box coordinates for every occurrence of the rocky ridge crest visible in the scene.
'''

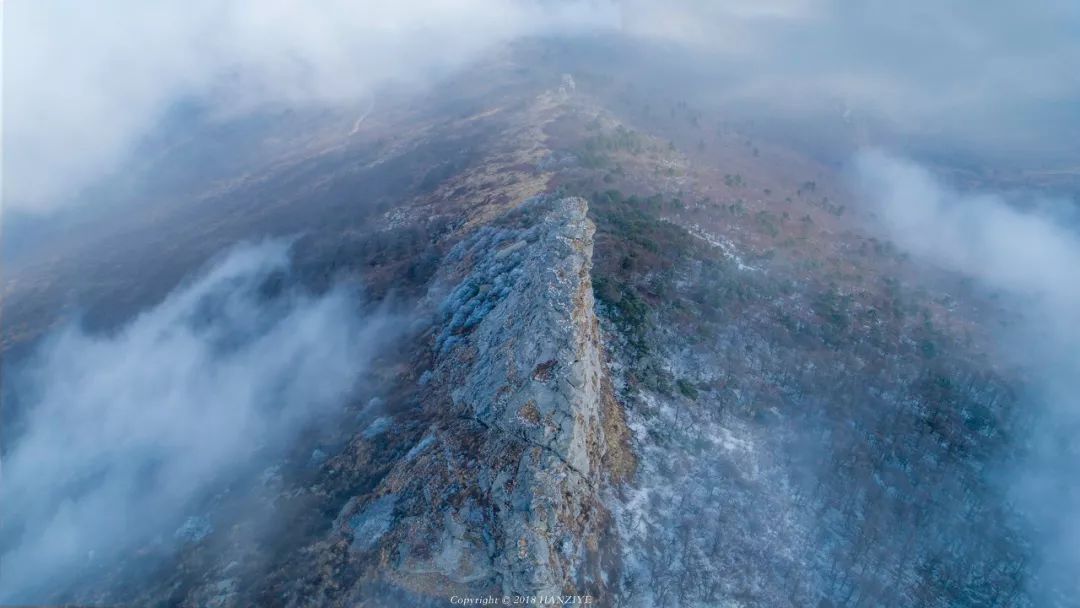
[335,197,630,600]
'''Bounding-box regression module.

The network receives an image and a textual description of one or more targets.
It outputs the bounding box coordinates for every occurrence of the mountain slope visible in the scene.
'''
[1,58,1037,607]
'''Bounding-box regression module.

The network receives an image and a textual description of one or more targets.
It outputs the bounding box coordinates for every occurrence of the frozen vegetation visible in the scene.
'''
[589,210,1027,607]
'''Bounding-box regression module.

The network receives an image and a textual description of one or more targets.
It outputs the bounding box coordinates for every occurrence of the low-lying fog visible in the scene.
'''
[0,241,398,601]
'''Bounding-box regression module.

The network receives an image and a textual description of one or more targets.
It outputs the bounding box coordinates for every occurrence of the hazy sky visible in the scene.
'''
[5,0,1080,215]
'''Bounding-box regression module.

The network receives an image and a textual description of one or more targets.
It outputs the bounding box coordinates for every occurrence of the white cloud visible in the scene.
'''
[853,151,1080,600]
[0,240,397,601]
[854,151,1080,318]
[4,0,619,214]
[7,1,1080,215]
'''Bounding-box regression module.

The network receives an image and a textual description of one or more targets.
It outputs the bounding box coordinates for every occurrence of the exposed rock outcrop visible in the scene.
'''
[336,197,630,601]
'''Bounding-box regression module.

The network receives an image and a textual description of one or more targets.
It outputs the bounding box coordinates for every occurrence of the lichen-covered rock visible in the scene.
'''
[336,197,630,600]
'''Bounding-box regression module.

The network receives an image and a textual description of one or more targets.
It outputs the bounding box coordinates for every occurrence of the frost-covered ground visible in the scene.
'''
[594,225,1027,607]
